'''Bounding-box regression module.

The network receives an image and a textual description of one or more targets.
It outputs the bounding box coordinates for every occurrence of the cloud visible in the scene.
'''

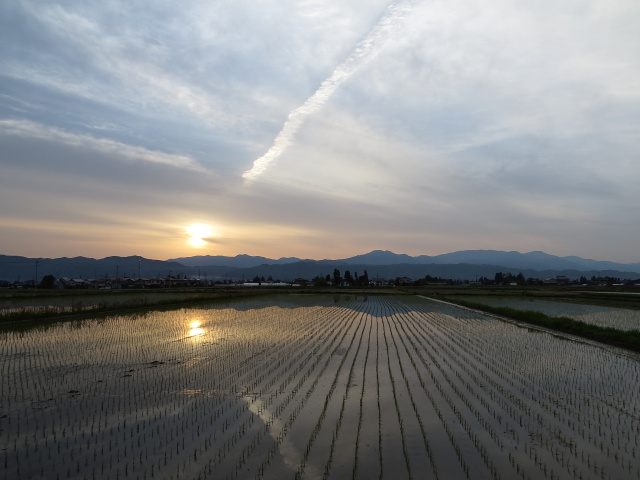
[2,4,227,125]
[0,119,206,172]
[1,0,639,262]
[242,0,415,181]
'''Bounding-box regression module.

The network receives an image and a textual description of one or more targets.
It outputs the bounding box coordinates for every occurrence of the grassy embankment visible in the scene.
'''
[0,286,399,325]
[437,295,640,353]
[0,288,279,325]
[4,285,640,353]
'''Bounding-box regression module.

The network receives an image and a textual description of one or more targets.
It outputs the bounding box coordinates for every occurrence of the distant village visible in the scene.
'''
[1,270,636,290]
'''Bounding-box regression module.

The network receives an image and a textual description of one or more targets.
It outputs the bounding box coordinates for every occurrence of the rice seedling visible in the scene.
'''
[1,294,638,479]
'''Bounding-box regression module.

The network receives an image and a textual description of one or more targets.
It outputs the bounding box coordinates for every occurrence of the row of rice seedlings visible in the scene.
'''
[193,300,362,479]
[2,304,342,480]
[453,296,640,332]
[379,312,413,478]
[395,310,514,478]
[292,307,367,479]
[406,306,590,478]
[0,305,72,317]
[0,298,520,478]
[375,307,383,478]
[384,298,492,478]
[410,310,604,478]
[5,294,638,479]
[2,296,436,480]
[180,303,350,478]
[438,306,640,476]
[368,300,469,477]
[405,296,640,479]
[351,313,374,480]
[320,311,371,479]
[421,295,640,416]
[211,304,358,478]
[347,298,384,479]
[2,312,215,478]
[237,303,359,478]
[0,296,157,319]
[380,312,439,479]
[398,300,553,473]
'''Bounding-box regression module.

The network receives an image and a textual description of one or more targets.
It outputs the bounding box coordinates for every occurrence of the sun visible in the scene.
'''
[186,223,213,248]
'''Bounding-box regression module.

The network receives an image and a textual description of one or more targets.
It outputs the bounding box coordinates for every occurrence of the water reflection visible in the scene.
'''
[246,397,321,479]
[187,319,205,338]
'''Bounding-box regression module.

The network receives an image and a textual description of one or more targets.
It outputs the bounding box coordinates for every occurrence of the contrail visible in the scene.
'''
[242,0,415,181]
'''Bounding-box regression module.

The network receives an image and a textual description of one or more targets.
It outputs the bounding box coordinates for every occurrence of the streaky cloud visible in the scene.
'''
[0,119,207,172]
[242,0,415,182]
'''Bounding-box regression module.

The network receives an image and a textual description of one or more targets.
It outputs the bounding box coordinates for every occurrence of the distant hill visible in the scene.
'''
[0,255,193,282]
[167,254,304,268]
[336,250,426,265]
[424,250,640,272]
[337,249,640,272]
[168,249,640,272]
[1,250,639,282]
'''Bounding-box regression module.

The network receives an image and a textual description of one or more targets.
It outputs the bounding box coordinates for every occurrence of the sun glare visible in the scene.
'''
[189,237,207,247]
[188,319,205,338]
[186,223,213,248]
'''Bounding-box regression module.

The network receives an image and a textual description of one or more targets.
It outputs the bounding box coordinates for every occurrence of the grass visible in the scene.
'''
[0,288,277,325]
[0,286,403,326]
[438,296,640,353]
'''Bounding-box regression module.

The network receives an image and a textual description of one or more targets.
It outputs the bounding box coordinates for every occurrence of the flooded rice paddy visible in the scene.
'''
[1,294,639,479]
[453,295,640,331]
[0,292,211,317]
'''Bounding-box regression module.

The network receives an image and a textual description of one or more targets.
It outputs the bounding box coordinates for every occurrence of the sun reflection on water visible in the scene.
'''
[187,319,205,338]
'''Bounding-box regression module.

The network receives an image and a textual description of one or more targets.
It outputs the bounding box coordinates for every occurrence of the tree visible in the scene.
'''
[333,269,341,285]
[494,272,504,285]
[344,270,353,285]
[313,275,328,286]
[39,274,56,289]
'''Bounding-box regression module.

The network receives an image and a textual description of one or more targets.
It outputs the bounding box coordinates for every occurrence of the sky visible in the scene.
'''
[1,0,639,263]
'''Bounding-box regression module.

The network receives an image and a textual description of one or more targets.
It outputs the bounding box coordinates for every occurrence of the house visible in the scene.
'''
[60,278,89,289]
[542,275,571,285]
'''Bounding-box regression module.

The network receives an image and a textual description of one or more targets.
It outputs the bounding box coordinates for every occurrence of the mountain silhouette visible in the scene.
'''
[2,250,639,282]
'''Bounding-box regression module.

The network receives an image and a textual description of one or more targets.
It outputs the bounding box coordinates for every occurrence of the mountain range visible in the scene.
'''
[1,250,639,282]
[168,250,640,274]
